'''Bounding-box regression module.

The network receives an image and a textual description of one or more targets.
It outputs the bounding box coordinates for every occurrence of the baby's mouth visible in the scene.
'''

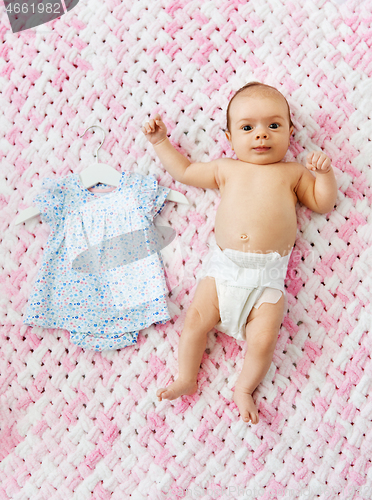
[253,146,270,152]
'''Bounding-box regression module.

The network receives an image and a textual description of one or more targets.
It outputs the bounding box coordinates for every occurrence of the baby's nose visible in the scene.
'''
[256,129,268,139]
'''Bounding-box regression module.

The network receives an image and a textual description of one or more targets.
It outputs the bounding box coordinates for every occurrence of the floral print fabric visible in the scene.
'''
[24,172,171,351]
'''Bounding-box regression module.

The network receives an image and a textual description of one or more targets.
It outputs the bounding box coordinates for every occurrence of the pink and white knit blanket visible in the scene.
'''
[1,0,372,498]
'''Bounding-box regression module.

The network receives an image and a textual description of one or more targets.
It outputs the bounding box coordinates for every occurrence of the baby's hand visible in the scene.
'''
[142,114,168,146]
[306,152,331,173]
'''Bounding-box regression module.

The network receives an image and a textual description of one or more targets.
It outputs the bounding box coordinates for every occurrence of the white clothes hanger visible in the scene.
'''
[15,125,188,225]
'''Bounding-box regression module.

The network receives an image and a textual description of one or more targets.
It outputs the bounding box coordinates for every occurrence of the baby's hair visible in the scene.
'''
[226,81,294,132]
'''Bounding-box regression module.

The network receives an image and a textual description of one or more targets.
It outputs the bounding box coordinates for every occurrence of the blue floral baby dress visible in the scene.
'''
[24,171,171,351]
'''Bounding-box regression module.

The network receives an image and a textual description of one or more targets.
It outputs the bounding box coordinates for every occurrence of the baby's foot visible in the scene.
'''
[157,378,197,401]
[233,385,259,424]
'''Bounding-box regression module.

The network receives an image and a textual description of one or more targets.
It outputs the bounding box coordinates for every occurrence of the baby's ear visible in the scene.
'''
[225,131,234,151]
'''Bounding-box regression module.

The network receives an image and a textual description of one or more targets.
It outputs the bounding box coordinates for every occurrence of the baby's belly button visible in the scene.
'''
[240,233,249,240]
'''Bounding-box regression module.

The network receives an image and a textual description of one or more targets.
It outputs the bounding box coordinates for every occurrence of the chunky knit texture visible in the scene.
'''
[1,0,372,498]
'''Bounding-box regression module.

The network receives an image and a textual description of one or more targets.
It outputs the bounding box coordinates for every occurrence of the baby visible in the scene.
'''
[142,82,337,424]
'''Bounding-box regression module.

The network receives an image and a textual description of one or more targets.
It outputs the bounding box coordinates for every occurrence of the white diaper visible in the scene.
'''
[198,244,291,341]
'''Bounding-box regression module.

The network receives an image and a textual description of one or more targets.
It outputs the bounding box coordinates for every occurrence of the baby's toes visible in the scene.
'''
[241,411,251,423]
[156,388,168,401]
[250,411,259,425]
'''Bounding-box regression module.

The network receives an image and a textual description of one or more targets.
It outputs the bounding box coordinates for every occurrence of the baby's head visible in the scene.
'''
[225,82,294,165]
[226,82,293,132]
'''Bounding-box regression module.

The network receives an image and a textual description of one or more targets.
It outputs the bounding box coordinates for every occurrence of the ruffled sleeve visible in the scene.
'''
[154,184,170,217]
[136,174,170,220]
[33,178,66,231]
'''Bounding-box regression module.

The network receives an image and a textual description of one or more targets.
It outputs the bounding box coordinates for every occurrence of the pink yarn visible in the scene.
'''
[1,0,372,498]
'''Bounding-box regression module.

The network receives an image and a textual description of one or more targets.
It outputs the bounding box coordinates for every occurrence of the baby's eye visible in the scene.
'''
[242,125,252,131]
[269,123,279,129]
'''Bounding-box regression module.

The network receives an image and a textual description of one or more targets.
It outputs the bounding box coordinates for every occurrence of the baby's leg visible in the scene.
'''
[234,294,285,424]
[157,277,220,401]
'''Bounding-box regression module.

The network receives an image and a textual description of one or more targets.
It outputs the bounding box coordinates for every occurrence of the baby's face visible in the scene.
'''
[225,93,293,165]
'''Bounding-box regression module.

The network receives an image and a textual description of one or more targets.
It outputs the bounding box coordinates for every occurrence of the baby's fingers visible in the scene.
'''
[142,119,156,135]
[306,151,331,172]
[306,152,317,171]
[312,152,331,171]
[318,155,331,171]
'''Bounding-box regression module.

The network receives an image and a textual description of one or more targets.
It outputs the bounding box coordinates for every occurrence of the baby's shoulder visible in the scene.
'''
[214,157,236,167]
[213,157,237,174]
[210,158,238,188]
[214,157,243,172]
[284,160,305,170]
[283,161,310,191]
[284,161,307,178]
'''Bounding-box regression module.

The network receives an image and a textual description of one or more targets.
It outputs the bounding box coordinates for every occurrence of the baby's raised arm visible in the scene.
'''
[295,151,338,213]
[142,114,219,189]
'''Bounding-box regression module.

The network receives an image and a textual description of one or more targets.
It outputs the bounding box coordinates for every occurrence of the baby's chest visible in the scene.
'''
[225,172,294,197]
